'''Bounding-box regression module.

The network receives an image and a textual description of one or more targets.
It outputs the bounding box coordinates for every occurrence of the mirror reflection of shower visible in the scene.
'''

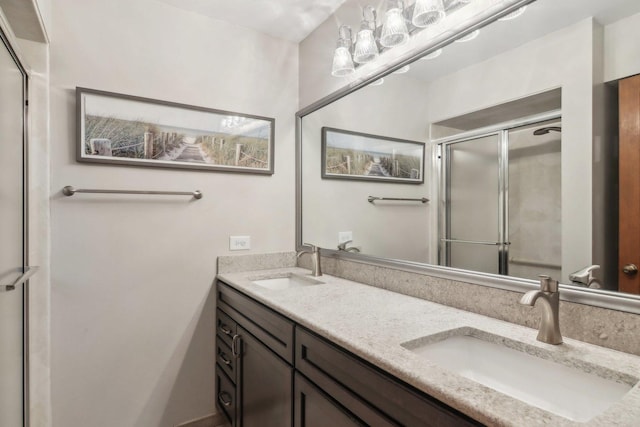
[439,116,562,282]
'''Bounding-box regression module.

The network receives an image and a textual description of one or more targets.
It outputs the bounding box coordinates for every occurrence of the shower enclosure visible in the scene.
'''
[438,113,562,281]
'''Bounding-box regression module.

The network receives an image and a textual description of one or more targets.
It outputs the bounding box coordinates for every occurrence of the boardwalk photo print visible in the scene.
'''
[77,88,274,174]
[321,127,424,184]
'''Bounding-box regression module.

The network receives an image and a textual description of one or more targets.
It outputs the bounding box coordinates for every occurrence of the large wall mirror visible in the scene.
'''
[298,0,640,312]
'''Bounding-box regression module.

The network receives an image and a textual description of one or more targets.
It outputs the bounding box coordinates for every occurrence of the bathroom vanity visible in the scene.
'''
[215,266,640,427]
[215,279,477,427]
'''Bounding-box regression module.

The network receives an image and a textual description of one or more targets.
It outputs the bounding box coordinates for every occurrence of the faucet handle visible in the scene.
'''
[539,275,558,293]
[337,240,353,250]
[302,243,319,252]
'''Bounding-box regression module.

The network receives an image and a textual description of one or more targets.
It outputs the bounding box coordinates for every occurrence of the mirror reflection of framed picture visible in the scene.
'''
[77,87,275,174]
[321,127,425,184]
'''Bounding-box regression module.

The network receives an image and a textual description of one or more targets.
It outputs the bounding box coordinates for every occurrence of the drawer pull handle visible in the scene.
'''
[218,392,232,407]
[232,334,242,358]
[219,352,232,366]
[219,324,232,336]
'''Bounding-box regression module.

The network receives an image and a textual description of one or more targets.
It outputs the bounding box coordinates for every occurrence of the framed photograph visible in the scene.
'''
[321,127,425,184]
[77,87,275,174]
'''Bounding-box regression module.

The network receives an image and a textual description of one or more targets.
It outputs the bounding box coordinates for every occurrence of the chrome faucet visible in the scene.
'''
[520,275,563,345]
[337,239,361,253]
[297,244,322,277]
[569,265,602,289]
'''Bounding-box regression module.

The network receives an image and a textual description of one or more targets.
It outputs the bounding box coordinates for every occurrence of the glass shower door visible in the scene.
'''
[442,133,508,275]
[0,32,27,427]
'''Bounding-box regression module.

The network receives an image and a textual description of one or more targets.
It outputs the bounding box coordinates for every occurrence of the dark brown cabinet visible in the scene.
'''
[216,280,482,427]
[238,325,293,427]
[216,282,294,427]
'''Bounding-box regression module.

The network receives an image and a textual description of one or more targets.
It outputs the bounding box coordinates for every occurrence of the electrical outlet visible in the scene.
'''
[230,236,251,251]
[338,231,353,244]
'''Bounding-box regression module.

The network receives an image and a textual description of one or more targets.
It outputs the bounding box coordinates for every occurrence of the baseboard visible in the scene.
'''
[174,412,226,427]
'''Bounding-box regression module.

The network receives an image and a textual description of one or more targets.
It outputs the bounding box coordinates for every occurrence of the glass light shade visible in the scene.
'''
[380,3,409,48]
[369,78,384,86]
[331,46,355,77]
[354,28,379,64]
[412,0,446,28]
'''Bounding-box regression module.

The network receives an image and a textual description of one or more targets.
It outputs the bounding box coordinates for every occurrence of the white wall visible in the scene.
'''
[49,1,297,426]
[604,12,640,82]
[302,75,432,262]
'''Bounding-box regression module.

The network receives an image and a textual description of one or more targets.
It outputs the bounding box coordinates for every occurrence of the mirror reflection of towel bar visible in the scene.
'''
[62,186,203,199]
[368,196,429,204]
[509,257,561,269]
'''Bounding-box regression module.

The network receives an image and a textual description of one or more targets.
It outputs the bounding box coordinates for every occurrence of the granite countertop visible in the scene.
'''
[217,267,640,427]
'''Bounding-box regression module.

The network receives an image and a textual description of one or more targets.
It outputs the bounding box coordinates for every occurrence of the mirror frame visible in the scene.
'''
[295,0,640,315]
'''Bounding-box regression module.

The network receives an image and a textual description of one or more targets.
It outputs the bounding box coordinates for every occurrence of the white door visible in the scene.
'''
[0,32,27,427]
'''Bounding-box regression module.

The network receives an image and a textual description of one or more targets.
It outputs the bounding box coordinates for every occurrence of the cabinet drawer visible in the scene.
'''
[217,281,295,363]
[216,366,237,427]
[295,372,396,427]
[295,327,482,427]
[216,339,237,383]
[217,308,237,349]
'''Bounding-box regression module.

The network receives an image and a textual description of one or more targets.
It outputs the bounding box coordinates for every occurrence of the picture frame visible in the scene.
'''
[76,87,275,174]
[321,127,425,184]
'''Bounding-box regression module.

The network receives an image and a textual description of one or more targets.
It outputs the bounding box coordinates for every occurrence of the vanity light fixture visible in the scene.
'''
[330,0,476,77]
[455,29,480,42]
[331,25,356,77]
[498,5,527,21]
[353,6,379,64]
[380,0,410,48]
[412,0,446,28]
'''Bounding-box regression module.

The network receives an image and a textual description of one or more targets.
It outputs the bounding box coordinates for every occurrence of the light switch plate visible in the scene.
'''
[230,236,251,251]
[338,231,353,244]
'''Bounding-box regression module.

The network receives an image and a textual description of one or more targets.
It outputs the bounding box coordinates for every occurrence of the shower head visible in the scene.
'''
[533,126,562,136]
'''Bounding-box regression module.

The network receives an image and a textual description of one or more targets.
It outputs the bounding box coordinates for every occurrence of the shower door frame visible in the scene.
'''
[436,110,561,276]
[0,14,30,427]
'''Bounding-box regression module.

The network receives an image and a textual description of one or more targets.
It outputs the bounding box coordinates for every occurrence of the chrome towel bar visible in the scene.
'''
[62,186,203,199]
[368,196,429,204]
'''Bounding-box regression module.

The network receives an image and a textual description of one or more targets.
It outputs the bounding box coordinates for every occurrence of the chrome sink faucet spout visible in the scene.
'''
[520,275,563,345]
[297,243,322,277]
[337,239,361,253]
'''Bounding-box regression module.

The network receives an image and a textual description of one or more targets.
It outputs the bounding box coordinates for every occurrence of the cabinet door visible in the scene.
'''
[239,326,293,427]
[294,373,364,427]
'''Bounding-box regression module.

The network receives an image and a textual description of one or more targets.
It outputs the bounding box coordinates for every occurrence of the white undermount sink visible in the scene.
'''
[251,273,324,290]
[401,328,637,422]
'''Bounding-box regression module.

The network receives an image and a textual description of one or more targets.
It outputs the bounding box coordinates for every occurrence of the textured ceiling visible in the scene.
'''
[155,0,347,42]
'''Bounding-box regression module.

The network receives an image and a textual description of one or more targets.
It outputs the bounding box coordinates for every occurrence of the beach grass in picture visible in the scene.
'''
[77,87,275,173]
[321,127,425,184]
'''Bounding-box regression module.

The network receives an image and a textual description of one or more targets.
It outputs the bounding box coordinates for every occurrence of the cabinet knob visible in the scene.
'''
[623,264,638,275]
[219,352,232,366]
[218,392,232,407]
